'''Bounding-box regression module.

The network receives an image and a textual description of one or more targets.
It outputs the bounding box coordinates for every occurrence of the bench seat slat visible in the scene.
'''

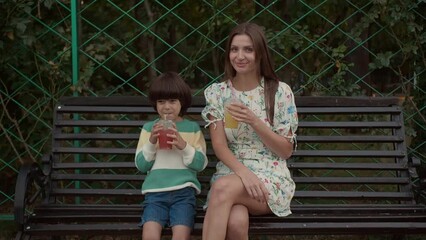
[33,203,426,214]
[51,188,413,200]
[55,133,140,140]
[297,106,401,114]
[57,106,205,114]
[295,191,413,199]
[297,135,403,142]
[51,173,212,182]
[52,162,217,169]
[288,162,407,170]
[28,213,426,224]
[54,134,403,143]
[53,147,215,155]
[293,150,405,157]
[292,177,409,184]
[56,120,145,127]
[54,148,403,158]
[24,222,426,236]
[51,162,406,170]
[299,122,400,128]
[51,173,409,185]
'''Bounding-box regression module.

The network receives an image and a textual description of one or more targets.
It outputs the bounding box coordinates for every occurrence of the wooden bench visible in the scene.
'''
[14,96,426,239]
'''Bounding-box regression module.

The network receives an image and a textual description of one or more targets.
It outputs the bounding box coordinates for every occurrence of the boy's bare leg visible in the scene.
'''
[142,221,162,240]
[171,225,192,240]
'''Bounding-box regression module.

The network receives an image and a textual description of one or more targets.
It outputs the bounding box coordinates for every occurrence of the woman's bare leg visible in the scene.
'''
[202,174,271,240]
[226,204,249,240]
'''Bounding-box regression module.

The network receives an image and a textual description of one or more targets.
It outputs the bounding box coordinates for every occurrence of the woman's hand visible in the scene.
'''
[226,102,260,126]
[235,168,269,203]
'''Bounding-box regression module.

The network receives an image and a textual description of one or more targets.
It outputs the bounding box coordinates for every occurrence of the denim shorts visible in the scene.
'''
[139,187,196,228]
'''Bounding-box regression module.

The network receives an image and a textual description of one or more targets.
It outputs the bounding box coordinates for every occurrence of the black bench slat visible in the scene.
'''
[57,105,206,114]
[51,173,409,185]
[298,135,403,142]
[50,188,412,200]
[32,203,426,213]
[294,191,413,199]
[299,122,401,128]
[32,203,425,216]
[51,173,143,181]
[52,161,217,169]
[292,150,405,157]
[51,173,212,183]
[25,222,426,237]
[53,147,215,156]
[55,133,140,140]
[288,162,407,170]
[292,177,409,184]
[53,162,135,169]
[297,106,401,114]
[53,148,403,157]
[51,188,141,196]
[55,134,402,143]
[247,222,426,235]
[54,147,133,155]
[56,120,145,127]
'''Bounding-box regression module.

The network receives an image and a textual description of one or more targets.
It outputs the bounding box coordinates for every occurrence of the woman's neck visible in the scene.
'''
[232,74,260,92]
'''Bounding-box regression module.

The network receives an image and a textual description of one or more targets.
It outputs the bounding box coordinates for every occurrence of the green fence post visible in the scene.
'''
[71,0,81,204]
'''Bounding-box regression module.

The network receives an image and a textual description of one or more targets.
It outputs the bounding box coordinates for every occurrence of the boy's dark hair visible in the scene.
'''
[148,71,192,116]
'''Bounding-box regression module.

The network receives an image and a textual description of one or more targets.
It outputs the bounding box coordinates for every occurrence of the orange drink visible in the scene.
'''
[224,99,239,129]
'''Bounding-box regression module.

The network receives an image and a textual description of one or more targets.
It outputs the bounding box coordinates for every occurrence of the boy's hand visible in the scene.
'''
[168,123,187,150]
[149,122,163,144]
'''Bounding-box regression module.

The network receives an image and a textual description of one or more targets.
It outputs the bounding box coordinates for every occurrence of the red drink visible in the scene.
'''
[158,120,173,149]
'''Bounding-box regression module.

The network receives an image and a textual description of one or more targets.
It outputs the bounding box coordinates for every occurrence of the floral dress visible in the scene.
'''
[201,78,298,217]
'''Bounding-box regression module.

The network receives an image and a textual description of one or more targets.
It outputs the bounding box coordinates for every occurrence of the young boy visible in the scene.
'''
[135,72,208,240]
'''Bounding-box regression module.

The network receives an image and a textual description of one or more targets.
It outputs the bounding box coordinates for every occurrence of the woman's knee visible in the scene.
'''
[209,176,241,203]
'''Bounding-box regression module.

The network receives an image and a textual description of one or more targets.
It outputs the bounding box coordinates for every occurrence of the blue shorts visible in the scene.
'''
[139,187,196,228]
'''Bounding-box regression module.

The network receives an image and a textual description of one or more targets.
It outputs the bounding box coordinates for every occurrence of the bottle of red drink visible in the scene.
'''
[158,117,173,150]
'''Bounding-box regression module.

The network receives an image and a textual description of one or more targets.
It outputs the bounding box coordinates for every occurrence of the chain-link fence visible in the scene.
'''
[1,0,425,224]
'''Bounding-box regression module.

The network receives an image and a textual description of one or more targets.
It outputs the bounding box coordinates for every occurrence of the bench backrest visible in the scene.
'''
[47,96,415,207]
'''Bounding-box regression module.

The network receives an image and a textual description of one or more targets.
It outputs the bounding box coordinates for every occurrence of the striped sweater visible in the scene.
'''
[135,118,208,194]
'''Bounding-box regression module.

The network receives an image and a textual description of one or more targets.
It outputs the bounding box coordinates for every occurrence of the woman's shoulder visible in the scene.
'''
[205,81,228,94]
[277,81,292,92]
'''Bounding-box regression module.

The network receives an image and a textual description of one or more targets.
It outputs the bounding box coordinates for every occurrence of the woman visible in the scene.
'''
[201,22,298,240]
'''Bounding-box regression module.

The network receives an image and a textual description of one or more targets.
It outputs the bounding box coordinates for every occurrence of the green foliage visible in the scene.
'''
[0,0,425,223]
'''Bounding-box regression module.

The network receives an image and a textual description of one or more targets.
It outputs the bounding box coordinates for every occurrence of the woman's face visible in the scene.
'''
[229,34,257,76]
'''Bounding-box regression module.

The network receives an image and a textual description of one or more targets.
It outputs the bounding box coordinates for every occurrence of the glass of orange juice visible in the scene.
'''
[224,98,239,129]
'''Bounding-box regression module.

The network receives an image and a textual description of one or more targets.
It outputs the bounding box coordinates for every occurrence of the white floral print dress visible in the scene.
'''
[201,78,298,217]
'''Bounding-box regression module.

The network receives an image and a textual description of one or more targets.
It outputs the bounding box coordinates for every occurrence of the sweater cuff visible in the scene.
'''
[179,143,196,165]
[142,141,157,162]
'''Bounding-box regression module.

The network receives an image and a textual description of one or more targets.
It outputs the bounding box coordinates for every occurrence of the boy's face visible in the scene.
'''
[156,99,182,121]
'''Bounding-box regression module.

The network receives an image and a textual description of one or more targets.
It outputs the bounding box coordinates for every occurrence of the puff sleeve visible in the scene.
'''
[201,82,229,128]
[272,82,298,145]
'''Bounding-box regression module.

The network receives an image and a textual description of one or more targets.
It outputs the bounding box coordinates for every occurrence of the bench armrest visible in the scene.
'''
[14,156,50,227]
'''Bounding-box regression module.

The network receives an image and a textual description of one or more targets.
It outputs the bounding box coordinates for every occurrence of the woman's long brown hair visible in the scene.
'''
[223,22,279,125]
